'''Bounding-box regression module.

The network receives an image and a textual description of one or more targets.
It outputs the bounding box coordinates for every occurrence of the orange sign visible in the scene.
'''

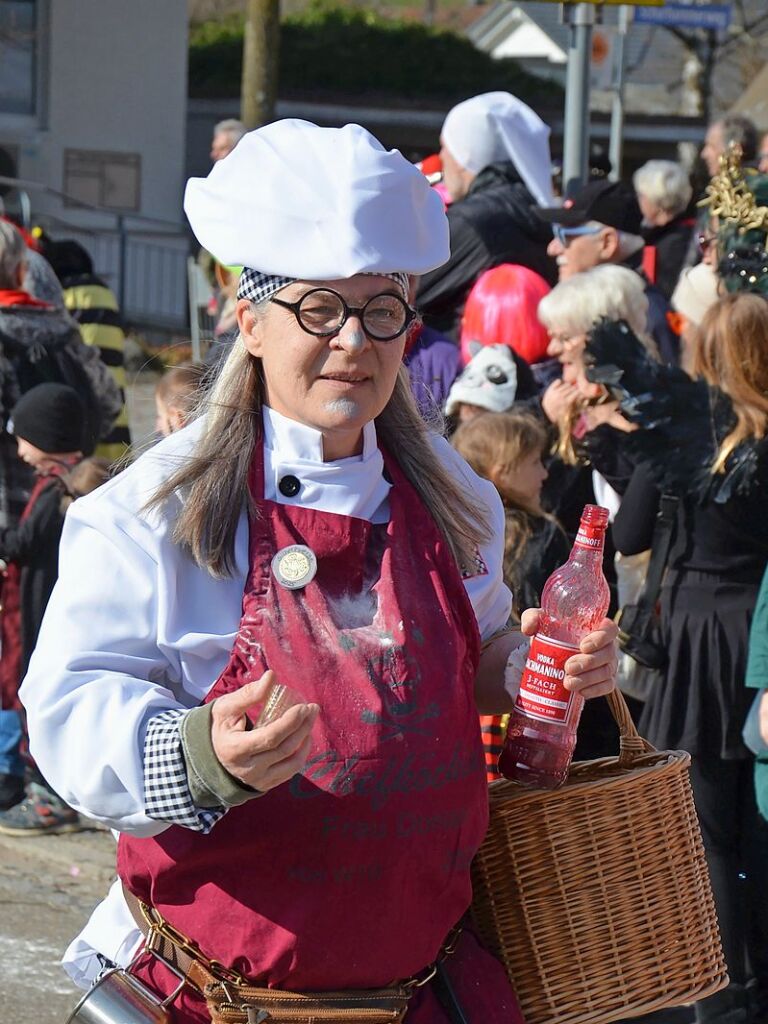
[592,31,611,62]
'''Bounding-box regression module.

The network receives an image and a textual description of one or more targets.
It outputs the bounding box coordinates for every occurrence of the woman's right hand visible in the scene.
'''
[541,378,579,424]
[581,399,638,434]
[211,671,319,793]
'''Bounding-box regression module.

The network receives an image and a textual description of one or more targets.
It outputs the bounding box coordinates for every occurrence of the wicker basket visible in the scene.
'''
[470,689,728,1024]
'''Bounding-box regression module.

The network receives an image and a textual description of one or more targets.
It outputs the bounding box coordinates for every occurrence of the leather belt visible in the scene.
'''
[122,883,464,998]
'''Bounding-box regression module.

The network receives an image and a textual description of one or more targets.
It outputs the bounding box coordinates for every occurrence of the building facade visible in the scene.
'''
[0,0,189,329]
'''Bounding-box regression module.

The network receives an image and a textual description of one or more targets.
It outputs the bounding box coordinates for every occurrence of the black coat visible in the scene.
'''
[0,300,121,526]
[416,162,556,339]
[622,254,680,367]
[641,216,695,302]
[507,514,570,621]
[0,475,66,673]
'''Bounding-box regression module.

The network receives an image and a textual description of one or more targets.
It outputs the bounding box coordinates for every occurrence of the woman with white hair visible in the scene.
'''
[633,159,695,302]
[539,263,655,363]
[22,120,618,1024]
[538,264,658,445]
[536,265,656,537]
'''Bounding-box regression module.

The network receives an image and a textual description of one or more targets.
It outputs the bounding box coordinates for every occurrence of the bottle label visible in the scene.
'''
[514,633,579,725]
[575,522,604,552]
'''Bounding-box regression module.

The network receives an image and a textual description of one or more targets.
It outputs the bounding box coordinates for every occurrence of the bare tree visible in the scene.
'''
[663,2,768,120]
[241,0,280,129]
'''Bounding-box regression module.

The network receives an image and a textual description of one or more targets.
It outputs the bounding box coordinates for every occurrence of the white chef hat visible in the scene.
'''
[184,119,449,282]
[441,92,554,208]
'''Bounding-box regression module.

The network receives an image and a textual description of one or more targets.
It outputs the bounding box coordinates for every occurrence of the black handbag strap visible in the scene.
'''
[636,493,679,612]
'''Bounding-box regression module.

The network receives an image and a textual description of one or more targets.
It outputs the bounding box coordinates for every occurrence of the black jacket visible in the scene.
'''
[0,475,66,672]
[641,216,695,302]
[621,254,680,367]
[507,515,571,621]
[416,162,556,339]
[0,301,121,526]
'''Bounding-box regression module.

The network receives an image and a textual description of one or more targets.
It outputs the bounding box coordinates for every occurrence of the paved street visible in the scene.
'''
[0,826,116,1021]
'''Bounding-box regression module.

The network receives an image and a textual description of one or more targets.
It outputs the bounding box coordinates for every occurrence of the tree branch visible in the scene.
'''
[720,15,768,54]
[664,26,698,48]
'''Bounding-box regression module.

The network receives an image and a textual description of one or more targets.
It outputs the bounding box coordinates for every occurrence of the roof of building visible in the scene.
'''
[463,1,767,118]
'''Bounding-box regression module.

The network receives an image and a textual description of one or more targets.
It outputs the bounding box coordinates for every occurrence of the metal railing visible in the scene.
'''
[0,174,191,332]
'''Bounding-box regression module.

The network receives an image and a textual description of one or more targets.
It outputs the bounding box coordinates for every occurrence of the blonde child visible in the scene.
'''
[452,409,570,780]
[154,363,208,437]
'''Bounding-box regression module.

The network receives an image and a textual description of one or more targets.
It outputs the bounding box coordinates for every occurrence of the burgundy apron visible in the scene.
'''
[118,442,522,1024]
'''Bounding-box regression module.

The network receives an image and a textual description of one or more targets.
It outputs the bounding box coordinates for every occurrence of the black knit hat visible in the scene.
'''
[11,383,86,453]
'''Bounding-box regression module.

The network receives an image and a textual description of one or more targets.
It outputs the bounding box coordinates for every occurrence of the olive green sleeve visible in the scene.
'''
[180,703,262,809]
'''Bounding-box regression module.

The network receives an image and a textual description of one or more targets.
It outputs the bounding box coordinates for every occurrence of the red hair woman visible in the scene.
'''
[460,263,551,367]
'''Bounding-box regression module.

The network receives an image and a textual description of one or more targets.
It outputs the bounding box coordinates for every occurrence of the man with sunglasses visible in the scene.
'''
[537,179,679,366]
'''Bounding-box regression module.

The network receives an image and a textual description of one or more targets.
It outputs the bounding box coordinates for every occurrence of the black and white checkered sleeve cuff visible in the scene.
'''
[144,709,226,833]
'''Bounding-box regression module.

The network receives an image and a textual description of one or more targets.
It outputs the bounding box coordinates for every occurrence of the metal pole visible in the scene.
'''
[562,2,595,194]
[117,214,127,313]
[609,5,630,181]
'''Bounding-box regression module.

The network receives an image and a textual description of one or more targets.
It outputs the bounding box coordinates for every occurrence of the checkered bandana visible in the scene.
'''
[237,269,296,304]
[237,268,410,303]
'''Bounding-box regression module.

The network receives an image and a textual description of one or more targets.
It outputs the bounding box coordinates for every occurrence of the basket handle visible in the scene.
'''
[605,688,656,767]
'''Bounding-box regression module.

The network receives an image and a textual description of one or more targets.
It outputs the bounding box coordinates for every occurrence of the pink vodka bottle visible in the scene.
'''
[498,505,611,790]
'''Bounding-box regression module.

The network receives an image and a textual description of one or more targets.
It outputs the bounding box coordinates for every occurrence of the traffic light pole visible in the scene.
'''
[561,2,595,194]
[608,5,631,181]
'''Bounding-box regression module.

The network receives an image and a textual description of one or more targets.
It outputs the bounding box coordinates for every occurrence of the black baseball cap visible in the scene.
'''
[537,179,643,235]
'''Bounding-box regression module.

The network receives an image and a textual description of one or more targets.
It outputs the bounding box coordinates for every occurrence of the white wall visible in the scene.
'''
[14,0,188,228]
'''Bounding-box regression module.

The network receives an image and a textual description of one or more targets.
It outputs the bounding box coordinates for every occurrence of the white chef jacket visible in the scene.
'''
[20,406,512,986]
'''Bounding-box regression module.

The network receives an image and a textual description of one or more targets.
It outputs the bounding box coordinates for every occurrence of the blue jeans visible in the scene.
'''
[0,708,24,777]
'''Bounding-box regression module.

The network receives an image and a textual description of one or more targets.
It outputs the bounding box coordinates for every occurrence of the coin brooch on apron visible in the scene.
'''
[271,545,318,590]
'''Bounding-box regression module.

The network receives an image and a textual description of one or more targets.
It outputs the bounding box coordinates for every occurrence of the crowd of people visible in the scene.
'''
[0,95,766,1024]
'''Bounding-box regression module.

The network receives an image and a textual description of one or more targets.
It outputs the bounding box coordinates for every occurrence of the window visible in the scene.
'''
[63,149,142,212]
[0,0,38,116]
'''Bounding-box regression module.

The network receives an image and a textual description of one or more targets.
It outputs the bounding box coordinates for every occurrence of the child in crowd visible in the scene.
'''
[452,409,570,779]
[0,383,109,833]
[154,362,208,437]
[444,344,524,428]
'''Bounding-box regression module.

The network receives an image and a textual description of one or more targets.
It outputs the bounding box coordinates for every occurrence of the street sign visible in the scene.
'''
[634,3,732,30]
[531,2,664,6]
[591,27,617,89]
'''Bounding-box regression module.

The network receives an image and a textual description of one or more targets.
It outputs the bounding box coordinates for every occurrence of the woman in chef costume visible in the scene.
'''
[21,120,618,1024]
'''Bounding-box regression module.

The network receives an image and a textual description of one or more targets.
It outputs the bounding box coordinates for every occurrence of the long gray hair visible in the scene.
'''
[147,332,491,578]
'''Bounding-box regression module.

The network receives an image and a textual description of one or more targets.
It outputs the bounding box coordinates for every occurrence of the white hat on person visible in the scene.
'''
[184,119,450,281]
[440,92,554,208]
[671,261,721,327]
[445,344,519,417]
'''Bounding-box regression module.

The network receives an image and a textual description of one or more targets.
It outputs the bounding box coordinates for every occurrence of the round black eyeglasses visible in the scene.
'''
[271,288,419,342]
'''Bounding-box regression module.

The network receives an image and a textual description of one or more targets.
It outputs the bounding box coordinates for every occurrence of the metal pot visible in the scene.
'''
[65,967,175,1024]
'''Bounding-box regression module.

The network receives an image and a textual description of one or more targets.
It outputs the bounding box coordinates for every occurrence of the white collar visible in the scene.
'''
[261,406,390,522]
[262,405,378,463]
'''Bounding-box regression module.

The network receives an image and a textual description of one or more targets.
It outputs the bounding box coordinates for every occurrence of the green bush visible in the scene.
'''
[189,16,245,98]
[188,4,561,105]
